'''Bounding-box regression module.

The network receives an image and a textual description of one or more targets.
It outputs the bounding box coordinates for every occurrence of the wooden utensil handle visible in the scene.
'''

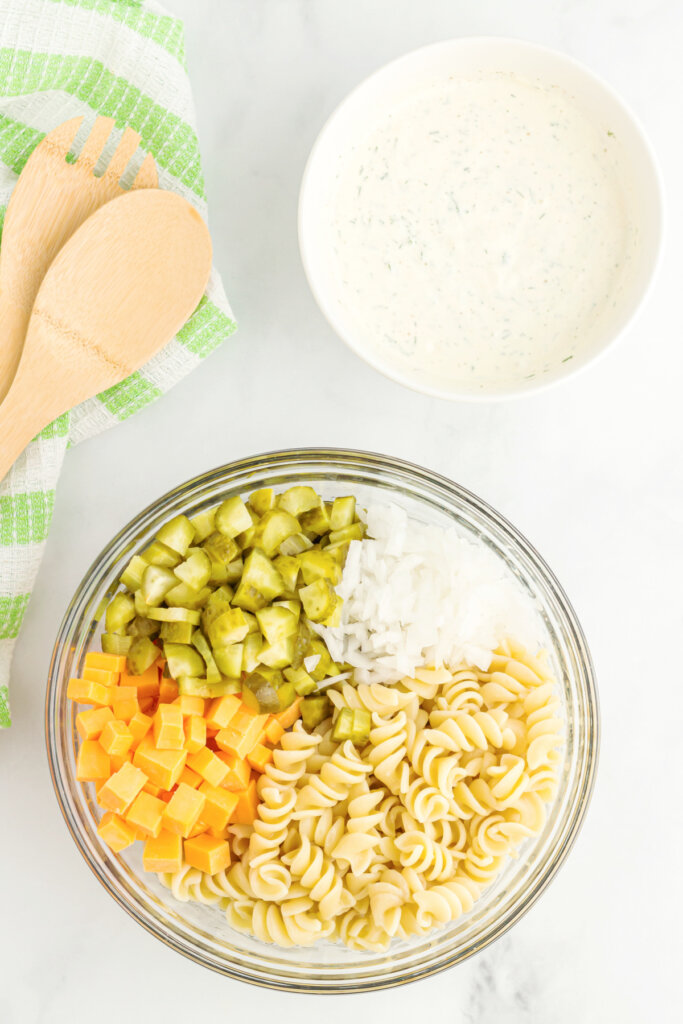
[0,289,30,404]
[0,373,42,482]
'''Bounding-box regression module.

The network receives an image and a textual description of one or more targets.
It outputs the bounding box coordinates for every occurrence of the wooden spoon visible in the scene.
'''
[0,188,212,481]
[0,115,157,403]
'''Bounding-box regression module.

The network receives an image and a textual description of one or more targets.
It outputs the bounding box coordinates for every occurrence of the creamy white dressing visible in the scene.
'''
[324,72,636,393]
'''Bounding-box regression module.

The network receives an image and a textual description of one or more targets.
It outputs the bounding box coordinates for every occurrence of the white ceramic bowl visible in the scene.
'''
[299,37,663,400]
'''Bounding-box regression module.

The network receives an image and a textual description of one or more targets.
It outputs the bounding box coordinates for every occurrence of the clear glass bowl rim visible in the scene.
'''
[46,447,599,993]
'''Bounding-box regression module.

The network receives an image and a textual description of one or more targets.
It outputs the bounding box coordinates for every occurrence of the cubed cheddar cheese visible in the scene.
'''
[112,686,139,722]
[232,778,258,825]
[122,664,159,700]
[273,697,301,730]
[97,811,137,852]
[76,739,110,781]
[263,716,285,746]
[178,765,202,789]
[163,783,207,837]
[142,780,161,797]
[204,694,241,731]
[76,706,115,741]
[139,696,158,716]
[184,714,206,753]
[159,679,179,704]
[153,704,184,750]
[97,761,147,814]
[125,790,166,838]
[86,651,127,674]
[100,720,133,757]
[134,734,186,790]
[129,710,153,746]
[247,743,273,774]
[215,710,267,759]
[198,782,239,832]
[142,830,182,873]
[67,677,111,707]
[216,751,251,792]
[187,746,229,788]
[174,695,205,717]
[83,666,119,687]
[184,834,231,874]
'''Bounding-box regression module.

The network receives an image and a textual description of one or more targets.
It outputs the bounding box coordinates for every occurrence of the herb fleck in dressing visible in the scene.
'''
[326,72,635,392]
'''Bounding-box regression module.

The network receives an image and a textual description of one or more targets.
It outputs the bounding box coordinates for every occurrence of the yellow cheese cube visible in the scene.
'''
[125,790,166,838]
[142,830,182,873]
[97,761,147,814]
[99,720,133,757]
[184,714,206,754]
[76,739,110,781]
[153,704,185,750]
[184,833,231,874]
[133,734,186,790]
[187,747,229,788]
[76,706,115,741]
[162,783,207,838]
[97,812,137,852]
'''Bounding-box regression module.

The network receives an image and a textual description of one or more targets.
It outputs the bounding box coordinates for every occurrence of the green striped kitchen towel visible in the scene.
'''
[0,0,236,727]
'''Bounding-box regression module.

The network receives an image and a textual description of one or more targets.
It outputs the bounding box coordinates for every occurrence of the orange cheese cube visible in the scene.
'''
[109,753,131,773]
[184,714,206,753]
[112,685,139,722]
[139,696,157,716]
[247,743,273,774]
[198,782,239,831]
[142,830,182,873]
[159,679,179,704]
[184,834,231,874]
[216,752,251,792]
[97,761,147,814]
[122,664,160,700]
[129,710,153,746]
[83,666,119,687]
[86,651,127,673]
[263,716,285,746]
[67,677,111,707]
[153,704,184,750]
[76,739,110,781]
[179,765,202,789]
[162,783,207,837]
[205,694,241,731]
[97,812,137,852]
[76,706,115,741]
[142,780,161,797]
[232,778,258,825]
[100,720,133,757]
[274,697,301,730]
[174,695,205,717]
[125,790,166,838]
[187,746,229,788]
[215,710,267,759]
[133,734,186,790]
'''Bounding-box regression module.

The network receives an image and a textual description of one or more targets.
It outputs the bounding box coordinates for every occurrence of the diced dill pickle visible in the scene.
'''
[242,671,281,714]
[253,509,300,558]
[299,501,331,537]
[328,522,365,545]
[127,637,159,676]
[243,611,259,634]
[298,550,342,586]
[174,549,211,591]
[300,695,330,731]
[284,666,317,696]
[101,632,132,655]
[147,606,201,624]
[191,630,221,684]
[259,635,296,669]
[215,496,253,538]
[279,533,313,556]
[274,599,301,618]
[256,666,284,687]
[105,593,136,633]
[202,531,240,565]
[321,595,343,628]
[190,508,216,544]
[163,643,205,680]
[232,549,285,611]
[241,633,262,674]
[324,541,350,566]
[290,623,312,671]
[225,557,244,584]
[159,620,194,643]
[299,578,336,622]
[164,582,211,609]
[214,643,245,678]
[276,682,297,710]
[350,708,371,745]
[273,555,300,593]
[141,539,181,568]
[156,515,195,557]
[134,589,151,618]
[329,496,356,532]
[305,639,332,682]
[208,555,229,585]
[200,586,234,634]
[277,486,321,518]
[140,565,176,607]
[207,608,249,647]
[178,677,239,698]
[332,707,354,742]
[248,488,275,517]
[127,615,160,638]
[255,606,299,644]
[120,555,147,592]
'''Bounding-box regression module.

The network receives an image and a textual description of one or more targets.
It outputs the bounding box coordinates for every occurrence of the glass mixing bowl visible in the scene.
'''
[46,449,599,992]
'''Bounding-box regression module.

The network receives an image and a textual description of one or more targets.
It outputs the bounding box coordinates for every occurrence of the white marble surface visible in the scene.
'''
[1,0,682,1020]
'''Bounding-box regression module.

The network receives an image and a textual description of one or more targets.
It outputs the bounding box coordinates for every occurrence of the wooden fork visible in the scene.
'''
[0,116,157,402]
